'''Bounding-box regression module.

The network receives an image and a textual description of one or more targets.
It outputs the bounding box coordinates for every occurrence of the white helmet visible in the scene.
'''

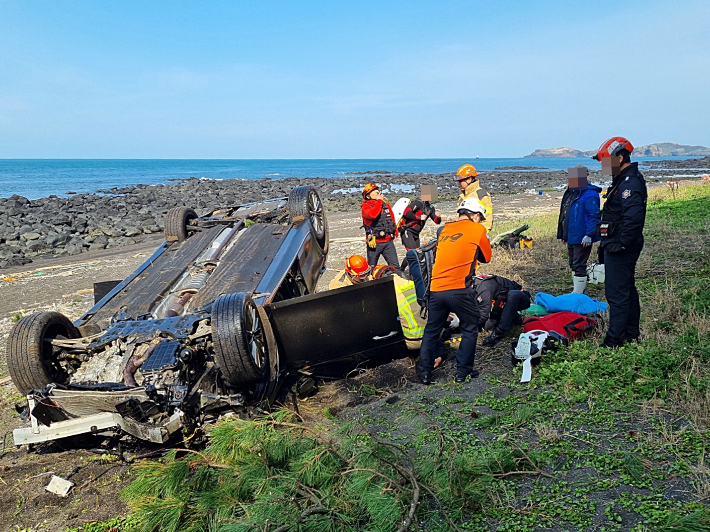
[457,198,487,220]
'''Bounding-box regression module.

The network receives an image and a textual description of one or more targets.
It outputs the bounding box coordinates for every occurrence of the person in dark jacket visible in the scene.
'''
[361,182,400,268]
[474,274,531,347]
[399,185,442,269]
[557,165,602,294]
[400,197,442,250]
[593,137,648,348]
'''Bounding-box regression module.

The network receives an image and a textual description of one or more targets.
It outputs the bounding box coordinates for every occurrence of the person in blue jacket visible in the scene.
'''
[556,165,601,294]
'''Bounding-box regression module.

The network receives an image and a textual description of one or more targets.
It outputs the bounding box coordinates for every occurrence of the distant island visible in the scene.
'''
[525,142,710,158]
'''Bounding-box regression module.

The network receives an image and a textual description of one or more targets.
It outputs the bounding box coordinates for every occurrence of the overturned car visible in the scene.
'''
[8,185,406,446]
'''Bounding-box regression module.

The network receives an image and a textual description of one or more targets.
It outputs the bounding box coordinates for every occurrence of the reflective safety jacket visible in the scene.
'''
[393,275,426,349]
[459,180,493,231]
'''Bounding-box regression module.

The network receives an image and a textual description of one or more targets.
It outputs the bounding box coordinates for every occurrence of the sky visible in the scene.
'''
[0,0,708,159]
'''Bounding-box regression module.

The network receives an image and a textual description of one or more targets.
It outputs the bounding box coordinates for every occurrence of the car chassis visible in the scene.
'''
[8,185,405,447]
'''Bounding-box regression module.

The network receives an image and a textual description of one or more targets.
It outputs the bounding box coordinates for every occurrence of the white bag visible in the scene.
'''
[587,262,605,284]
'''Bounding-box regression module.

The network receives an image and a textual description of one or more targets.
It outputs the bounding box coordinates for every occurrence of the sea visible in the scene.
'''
[0,157,699,200]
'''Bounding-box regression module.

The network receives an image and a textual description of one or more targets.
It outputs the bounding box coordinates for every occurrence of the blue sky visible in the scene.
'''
[0,0,708,158]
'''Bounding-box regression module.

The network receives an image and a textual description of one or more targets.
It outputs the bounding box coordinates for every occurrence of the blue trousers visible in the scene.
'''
[416,288,480,377]
[405,249,426,301]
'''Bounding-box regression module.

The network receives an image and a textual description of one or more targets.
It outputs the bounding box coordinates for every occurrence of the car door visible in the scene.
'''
[265,276,405,370]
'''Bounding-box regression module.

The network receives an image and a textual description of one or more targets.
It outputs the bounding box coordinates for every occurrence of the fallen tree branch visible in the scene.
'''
[490,469,554,479]
[270,505,331,532]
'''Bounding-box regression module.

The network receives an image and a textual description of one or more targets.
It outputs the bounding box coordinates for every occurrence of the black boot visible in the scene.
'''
[482,328,506,347]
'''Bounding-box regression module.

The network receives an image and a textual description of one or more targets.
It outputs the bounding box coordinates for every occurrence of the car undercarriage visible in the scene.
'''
[8,186,406,447]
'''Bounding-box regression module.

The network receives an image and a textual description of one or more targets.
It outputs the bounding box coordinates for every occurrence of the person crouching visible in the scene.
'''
[474,274,531,347]
[415,199,492,385]
[329,255,373,289]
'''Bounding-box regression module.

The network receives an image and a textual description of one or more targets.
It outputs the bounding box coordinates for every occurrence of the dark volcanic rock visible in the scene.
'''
[642,155,710,169]
[5,165,687,269]
[494,166,547,170]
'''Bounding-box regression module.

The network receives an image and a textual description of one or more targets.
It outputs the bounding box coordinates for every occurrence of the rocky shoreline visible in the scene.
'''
[2,158,708,269]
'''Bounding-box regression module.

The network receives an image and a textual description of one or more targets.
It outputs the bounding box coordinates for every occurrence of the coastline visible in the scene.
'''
[1,156,709,270]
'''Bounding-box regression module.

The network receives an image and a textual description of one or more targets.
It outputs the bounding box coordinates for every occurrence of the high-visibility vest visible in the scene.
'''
[393,276,427,350]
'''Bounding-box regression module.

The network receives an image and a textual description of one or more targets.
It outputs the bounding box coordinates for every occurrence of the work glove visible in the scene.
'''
[581,235,592,247]
[604,242,625,254]
[367,234,377,249]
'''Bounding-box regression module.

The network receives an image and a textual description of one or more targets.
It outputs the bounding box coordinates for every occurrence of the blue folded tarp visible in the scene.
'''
[534,292,608,314]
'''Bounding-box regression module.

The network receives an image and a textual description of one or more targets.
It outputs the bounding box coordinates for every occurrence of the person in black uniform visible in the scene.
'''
[400,185,442,251]
[593,137,648,348]
[474,274,531,347]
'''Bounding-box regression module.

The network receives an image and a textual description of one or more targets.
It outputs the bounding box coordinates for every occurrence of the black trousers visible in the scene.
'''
[568,244,593,277]
[604,246,642,342]
[497,290,531,331]
[367,240,399,268]
[417,288,480,377]
[400,228,420,251]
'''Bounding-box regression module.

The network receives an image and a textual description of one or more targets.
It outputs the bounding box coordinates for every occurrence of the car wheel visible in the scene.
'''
[247,306,281,405]
[7,312,80,394]
[212,292,268,386]
[288,186,329,253]
[165,206,198,242]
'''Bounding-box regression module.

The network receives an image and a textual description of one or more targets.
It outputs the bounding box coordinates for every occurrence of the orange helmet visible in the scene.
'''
[372,264,396,279]
[456,164,479,181]
[362,182,379,198]
[593,137,634,161]
[345,255,372,282]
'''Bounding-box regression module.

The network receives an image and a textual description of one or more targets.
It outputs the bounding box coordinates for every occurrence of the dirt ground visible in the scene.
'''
[0,191,560,532]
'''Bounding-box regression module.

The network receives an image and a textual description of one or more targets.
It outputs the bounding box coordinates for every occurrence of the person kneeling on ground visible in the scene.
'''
[329,254,373,289]
[415,198,491,385]
[474,274,531,347]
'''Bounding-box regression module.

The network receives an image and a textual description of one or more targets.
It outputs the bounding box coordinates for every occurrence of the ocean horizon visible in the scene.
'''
[0,156,699,200]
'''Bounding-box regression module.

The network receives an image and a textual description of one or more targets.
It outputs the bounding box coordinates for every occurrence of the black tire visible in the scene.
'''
[7,312,80,394]
[288,186,329,253]
[212,292,268,386]
[165,207,198,242]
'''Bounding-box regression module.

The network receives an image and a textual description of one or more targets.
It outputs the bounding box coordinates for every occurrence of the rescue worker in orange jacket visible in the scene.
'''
[416,198,492,385]
[457,164,493,232]
[361,183,400,268]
